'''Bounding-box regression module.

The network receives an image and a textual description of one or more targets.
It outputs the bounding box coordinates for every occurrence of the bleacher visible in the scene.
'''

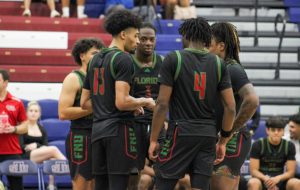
[0,0,300,188]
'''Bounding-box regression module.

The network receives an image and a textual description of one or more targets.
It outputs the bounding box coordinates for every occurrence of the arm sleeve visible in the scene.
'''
[287,141,296,160]
[227,64,250,93]
[250,140,262,159]
[113,54,134,84]
[158,52,177,87]
[217,61,232,91]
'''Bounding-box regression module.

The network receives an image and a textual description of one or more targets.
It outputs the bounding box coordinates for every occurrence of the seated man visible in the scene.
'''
[284,113,300,190]
[248,116,297,190]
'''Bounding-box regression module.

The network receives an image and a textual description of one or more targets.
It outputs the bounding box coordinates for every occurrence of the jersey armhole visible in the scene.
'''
[110,51,122,79]
[174,50,182,81]
[284,140,289,156]
[73,71,83,89]
[215,55,221,83]
[259,138,265,155]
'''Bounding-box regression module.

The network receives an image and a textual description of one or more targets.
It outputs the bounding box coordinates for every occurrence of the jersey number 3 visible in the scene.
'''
[194,71,206,100]
[93,68,105,95]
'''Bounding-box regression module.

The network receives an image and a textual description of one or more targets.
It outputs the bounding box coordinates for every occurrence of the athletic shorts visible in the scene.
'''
[134,122,150,170]
[92,121,138,175]
[65,128,93,180]
[214,130,252,176]
[154,124,216,179]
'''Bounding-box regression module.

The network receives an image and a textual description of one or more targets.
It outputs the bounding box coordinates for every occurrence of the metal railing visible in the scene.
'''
[274,14,287,79]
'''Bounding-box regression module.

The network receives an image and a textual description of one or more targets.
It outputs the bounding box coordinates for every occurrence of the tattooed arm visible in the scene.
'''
[232,83,259,132]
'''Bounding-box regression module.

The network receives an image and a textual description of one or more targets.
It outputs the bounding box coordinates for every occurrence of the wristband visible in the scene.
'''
[220,128,231,138]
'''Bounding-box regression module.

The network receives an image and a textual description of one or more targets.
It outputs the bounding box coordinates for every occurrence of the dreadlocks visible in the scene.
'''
[178,17,212,47]
[211,22,241,64]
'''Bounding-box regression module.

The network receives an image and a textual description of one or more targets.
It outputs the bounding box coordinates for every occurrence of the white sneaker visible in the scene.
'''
[78,13,88,19]
[22,9,31,17]
[62,14,69,18]
[50,10,61,18]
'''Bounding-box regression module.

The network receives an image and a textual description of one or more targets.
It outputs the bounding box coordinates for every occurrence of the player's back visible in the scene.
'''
[162,48,231,137]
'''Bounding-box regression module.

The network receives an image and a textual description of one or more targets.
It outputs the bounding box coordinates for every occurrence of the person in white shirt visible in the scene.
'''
[284,113,300,190]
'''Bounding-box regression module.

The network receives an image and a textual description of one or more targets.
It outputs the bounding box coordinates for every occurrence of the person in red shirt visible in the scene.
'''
[0,69,28,190]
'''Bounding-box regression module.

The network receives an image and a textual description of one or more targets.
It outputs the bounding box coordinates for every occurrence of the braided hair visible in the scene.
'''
[178,17,212,47]
[211,22,241,64]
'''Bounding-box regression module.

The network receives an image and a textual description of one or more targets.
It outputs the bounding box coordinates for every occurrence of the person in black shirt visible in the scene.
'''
[209,22,259,190]
[129,22,163,189]
[59,38,104,190]
[21,101,66,190]
[148,17,236,190]
[132,22,163,169]
[248,116,297,190]
[80,10,155,190]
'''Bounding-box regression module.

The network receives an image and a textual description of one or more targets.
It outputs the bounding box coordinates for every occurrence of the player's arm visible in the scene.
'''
[149,84,172,161]
[114,54,154,111]
[214,87,235,164]
[249,158,268,181]
[232,83,259,132]
[115,81,154,111]
[228,65,259,132]
[59,73,92,120]
[80,88,92,110]
[220,88,236,134]
[217,62,236,143]
[273,143,296,183]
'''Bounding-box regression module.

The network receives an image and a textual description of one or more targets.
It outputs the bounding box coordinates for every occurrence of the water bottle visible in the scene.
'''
[0,111,9,128]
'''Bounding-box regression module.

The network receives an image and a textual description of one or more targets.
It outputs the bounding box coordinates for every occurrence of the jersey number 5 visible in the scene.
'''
[93,68,105,95]
[194,71,206,100]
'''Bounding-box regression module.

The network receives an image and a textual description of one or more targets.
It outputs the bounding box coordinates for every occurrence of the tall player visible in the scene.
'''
[148,17,236,190]
[80,10,155,190]
[210,22,259,190]
[58,38,104,190]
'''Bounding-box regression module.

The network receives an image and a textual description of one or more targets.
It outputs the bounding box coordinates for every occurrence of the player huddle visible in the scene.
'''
[59,9,259,190]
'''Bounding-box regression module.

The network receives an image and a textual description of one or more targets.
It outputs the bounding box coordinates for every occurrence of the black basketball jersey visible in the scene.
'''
[70,70,93,129]
[83,47,135,142]
[250,138,296,177]
[159,48,231,137]
[215,59,251,132]
[132,53,163,124]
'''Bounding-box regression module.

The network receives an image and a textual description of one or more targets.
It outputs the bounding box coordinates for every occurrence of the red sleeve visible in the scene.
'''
[17,101,27,123]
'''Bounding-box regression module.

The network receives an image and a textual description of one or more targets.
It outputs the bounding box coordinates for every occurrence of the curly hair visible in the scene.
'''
[289,114,300,125]
[104,9,142,36]
[178,17,212,47]
[72,38,104,66]
[211,22,241,64]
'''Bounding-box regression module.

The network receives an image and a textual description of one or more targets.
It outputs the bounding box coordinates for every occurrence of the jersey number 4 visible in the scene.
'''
[93,68,105,95]
[194,71,206,100]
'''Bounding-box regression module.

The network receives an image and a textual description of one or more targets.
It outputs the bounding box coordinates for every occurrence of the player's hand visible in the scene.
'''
[134,107,144,116]
[145,98,155,110]
[214,140,226,165]
[148,141,159,161]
